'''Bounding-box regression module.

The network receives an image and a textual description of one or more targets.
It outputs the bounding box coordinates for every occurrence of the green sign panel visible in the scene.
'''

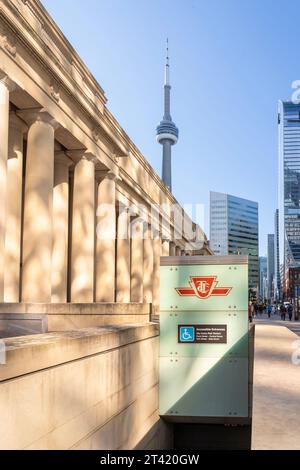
[159,255,249,420]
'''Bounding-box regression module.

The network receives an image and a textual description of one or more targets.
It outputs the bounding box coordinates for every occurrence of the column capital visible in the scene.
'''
[161,232,172,242]
[107,170,121,181]
[9,112,28,134]
[153,232,161,241]
[0,72,16,92]
[54,151,73,167]
[83,151,98,164]
[16,108,59,130]
[66,149,98,164]
[96,169,121,183]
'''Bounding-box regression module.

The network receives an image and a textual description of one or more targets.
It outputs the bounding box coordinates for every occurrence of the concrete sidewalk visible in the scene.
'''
[254,313,300,336]
[251,324,300,449]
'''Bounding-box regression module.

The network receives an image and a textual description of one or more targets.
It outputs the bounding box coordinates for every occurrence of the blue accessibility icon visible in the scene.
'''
[179,326,195,343]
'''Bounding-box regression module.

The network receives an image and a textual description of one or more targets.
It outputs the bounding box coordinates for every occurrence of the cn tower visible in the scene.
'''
[156,39,179,192]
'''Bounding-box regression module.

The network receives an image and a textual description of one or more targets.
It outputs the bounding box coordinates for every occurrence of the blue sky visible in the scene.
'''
[42,0,299,255]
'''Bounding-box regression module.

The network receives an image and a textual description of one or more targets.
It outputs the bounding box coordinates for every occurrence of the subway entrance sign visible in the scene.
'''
[159,255,249,420]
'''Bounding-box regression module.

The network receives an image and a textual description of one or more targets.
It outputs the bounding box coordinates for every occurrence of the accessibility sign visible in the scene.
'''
[179,326,195,342]
[178,324,227,344]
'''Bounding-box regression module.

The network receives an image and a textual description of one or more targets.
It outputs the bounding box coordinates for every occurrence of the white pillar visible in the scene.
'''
[152,236,161,314]
[95,171,117,302]
[19,109,58,303]
[143,224,153,303]
[130,218,143,302]
[169,242,176,256]
[175,246,181,256]
[161,239,170,256]
[161,202,171,254]
[116,207,131,302]
[51,152,72,302]
[71,153,96,302]
[0,75,13,301]
[4,113,27,302]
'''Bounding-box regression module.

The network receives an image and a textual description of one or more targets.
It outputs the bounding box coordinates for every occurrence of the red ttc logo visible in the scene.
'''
[175,276,232,300]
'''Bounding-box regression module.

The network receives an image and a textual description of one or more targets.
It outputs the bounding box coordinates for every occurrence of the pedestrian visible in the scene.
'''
[248,301,253,323]
[288,303,293,321]
[267,304,272,319]
[280,303,286,321]
[263,303,267,314]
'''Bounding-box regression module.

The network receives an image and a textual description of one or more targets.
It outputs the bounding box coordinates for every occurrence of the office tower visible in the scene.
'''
[274,209,281,300]
[259,256,267,300]
[267,234,275,300]
[278,101,300,278]
[210,191,259,290]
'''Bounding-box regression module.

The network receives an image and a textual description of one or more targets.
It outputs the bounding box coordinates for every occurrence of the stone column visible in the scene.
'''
[175,246,181,256]
[70,152,96,302]
[51,152,73,302]
[161,239,170,256]
[169,242,176,256]
[0,74,13,301]
[152,235,161,314]
[161,203,171,255]
[95,171,117,302]
[130,218,143,302]
[116,206,131,302]
[18,109,58,303]
[143,223,153,303]
[4,113,27,302]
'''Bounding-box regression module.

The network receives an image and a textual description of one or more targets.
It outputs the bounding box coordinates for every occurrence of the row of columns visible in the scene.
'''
[0,76,188,305]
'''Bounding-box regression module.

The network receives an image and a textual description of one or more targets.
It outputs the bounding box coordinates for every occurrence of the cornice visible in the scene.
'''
[0,1,129,155]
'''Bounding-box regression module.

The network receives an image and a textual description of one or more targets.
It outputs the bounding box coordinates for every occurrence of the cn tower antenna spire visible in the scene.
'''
[156,39,179,192]
[165,38,170,86]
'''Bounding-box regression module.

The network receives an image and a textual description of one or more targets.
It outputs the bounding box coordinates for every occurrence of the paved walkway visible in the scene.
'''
[251,321,300,449]
[254,312,300,336]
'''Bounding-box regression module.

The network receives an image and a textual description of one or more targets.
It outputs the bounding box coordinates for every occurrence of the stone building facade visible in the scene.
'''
[0,0,212,450]
[0,0,210,321]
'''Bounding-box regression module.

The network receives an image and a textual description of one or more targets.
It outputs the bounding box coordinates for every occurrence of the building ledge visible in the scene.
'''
[0,322,159,382]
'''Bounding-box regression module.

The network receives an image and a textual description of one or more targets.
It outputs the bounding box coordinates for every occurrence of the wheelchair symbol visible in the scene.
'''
[179,326,195,342]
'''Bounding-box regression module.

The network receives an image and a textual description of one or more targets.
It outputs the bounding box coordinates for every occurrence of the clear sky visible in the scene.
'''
[42,0,299,255]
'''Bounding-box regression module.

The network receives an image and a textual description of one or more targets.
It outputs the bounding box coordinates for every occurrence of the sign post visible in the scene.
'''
[159,255,249,421]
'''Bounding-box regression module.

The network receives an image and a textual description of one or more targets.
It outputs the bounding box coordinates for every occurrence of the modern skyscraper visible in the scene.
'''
[278,101,300,279]
[259,256,267,300]
[267,234,275,300]
[274,209,281,300]
[210,191,259,290]
[156,40,178,191]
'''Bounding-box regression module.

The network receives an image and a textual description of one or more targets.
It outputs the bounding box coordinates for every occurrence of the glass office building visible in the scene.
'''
[259,256,267,300]
[210,191,259,290]
[274,209,281,300]
[267,234,275,300]
[278,101,300,275]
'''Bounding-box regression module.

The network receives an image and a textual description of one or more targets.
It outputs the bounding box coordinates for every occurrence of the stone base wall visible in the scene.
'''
[0,323,172,450]
[0,303,152,338]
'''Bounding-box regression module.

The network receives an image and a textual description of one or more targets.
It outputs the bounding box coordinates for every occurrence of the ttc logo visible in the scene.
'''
[176,276,232,300]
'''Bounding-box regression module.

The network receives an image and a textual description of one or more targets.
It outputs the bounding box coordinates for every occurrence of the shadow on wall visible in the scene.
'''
[134,418,173,450]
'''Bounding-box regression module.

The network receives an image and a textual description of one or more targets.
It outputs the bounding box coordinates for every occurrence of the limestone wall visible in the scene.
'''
[0,323,172,450]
